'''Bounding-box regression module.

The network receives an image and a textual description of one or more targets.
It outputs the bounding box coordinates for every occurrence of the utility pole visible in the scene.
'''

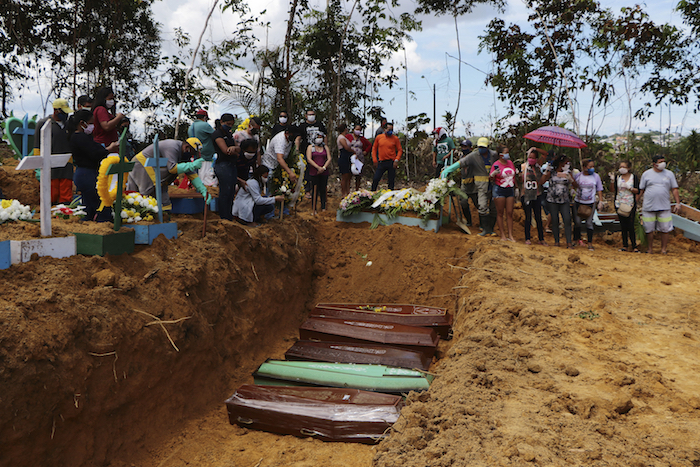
[421,76,436,127]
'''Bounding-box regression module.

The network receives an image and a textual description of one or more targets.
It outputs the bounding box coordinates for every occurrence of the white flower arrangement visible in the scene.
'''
[0,199,33,223]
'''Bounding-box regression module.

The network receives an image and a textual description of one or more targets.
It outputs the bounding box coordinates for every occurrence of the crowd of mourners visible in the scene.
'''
[439,134,682,254]
[33,91,683,253]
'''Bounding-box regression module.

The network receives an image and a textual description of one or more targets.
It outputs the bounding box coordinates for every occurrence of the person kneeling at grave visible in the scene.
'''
[232,166,284,225]
[127,137,209,213]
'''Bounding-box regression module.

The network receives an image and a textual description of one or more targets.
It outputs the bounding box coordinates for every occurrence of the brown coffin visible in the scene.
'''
[285,340,432,371]
[299,317,439,358]
[313,303,453,338]
[225,385,402,443]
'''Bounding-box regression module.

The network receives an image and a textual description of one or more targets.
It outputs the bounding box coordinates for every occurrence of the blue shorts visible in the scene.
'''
[492,186,515,198]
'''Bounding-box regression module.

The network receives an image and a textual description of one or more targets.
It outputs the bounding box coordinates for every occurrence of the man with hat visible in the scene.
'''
[127,138,208,212]
[431,127,455,178]
[188,109,217,186]
[33,98,75,204]
[442,137,498,235]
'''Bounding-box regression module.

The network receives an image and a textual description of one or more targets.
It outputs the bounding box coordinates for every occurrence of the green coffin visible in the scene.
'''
[252,360,433,394]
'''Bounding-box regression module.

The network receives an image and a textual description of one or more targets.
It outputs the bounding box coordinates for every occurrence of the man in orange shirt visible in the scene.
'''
[371,122,402,190]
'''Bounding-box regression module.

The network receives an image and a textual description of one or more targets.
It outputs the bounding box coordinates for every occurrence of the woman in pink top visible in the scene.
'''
[306,133,331,213]
[92,86,126,146]
[490,145,517,242]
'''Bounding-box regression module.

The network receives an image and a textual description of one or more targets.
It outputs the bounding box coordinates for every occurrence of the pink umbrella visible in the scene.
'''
[523,126,587,148]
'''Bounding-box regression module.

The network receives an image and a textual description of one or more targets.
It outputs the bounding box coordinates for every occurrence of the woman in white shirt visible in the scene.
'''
[232,166,284,225]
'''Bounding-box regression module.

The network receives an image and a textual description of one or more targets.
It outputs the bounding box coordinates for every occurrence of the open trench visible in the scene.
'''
[0,212,468,467]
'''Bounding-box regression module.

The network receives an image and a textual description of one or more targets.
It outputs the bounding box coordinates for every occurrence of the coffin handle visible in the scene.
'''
[237,417,254,425]
[300,428,322,437]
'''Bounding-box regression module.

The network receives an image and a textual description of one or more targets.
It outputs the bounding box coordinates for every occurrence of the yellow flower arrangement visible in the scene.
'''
[236,115,256,132]
[96,155,126,211]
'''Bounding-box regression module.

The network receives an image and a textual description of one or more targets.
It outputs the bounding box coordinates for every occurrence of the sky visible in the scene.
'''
[6,0,697,140]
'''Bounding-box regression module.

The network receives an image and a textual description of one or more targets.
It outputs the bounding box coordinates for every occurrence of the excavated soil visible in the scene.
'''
[1,140,699,466]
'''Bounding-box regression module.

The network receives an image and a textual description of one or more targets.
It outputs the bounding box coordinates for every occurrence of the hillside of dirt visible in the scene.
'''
[0,139,699,467]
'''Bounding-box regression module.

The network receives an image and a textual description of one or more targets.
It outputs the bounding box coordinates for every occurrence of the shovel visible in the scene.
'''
[450,195,471,235]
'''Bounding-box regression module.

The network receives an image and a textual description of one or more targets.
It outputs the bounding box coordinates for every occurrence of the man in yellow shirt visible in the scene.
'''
[371,122,402,190]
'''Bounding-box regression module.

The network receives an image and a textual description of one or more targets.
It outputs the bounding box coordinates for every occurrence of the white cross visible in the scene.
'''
[15,120,71,237]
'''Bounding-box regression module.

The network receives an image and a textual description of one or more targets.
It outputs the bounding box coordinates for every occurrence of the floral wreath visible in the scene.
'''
[97,155,126,211]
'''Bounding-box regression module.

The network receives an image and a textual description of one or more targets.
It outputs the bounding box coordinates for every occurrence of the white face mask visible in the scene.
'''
[501,153,510,160]
[314,137,324,145]
[618,167,628,174]
[563,162,571,172]
[83,106,91,111]
[279,116,287,124]
[105,99,115,109]
[307,114,316,123]
[84,123,94,135]
[354,130,361,136]
[261,176,269,183]
[244,152,256,160]
[656,162,666,170]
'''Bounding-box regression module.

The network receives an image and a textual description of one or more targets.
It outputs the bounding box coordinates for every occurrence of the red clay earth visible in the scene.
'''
[0,141,699,466]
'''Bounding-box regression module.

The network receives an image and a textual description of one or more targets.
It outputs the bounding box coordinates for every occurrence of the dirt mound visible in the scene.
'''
[0,158,699,467]
[0,142,41,205]
[0,217,317,467]
[375,240,700,467]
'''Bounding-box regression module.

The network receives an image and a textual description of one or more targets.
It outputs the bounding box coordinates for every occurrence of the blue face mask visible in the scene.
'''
[221,124,231,132]
[479,147,489,156]
[587,168,595,175]
[385,130,393,136]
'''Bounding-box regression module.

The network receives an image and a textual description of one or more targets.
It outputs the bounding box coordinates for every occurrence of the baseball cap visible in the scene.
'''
[195,109,209,118]
[52,98,73,114]
[477,137,489,148]
[460,139,472,147]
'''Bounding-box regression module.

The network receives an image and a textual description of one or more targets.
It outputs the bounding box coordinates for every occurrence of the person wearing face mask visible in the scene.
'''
[457,139,478,227]
[541,155,578,248]
[441,137,498,236]
[431,127,455,178]
[306,133,332,212]
[91,86,126,146]
[639,154,681,254]
[371,122,402,191]
[69,109,119,221]
[237,138,260,191]
[346,124,371,191]
[271,111,289,136]
[33,98,75,204]
[572,159,604,250]
[232,166,285,225]
[297,110,327,198]
[490,145,517,242]
[262,125,300,188]
[188,109,217,186]
[234,116,263,163]
[211,113,240,221]
[77,95,92,111]
[521,147,547,245]
[127,138,207,214]
[609,160,640,252]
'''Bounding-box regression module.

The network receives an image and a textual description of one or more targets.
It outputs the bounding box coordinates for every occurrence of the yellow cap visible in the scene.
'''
[477,137,489,148]
[52,98,73,114]
[186,137,202,151]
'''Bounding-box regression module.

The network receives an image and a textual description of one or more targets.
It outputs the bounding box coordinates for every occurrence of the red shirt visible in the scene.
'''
[92,106,118,145]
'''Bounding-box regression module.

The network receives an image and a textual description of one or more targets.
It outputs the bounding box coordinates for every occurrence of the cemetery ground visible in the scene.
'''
[0,143,699,466]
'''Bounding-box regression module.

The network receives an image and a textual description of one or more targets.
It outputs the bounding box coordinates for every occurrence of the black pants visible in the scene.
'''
[523,197,544,241]
[618,207,637,249]
[460,192,479,225]
[214,160,237,221]
[372,160,396,190]
[309,174,328,210]
[434,163,444,178]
